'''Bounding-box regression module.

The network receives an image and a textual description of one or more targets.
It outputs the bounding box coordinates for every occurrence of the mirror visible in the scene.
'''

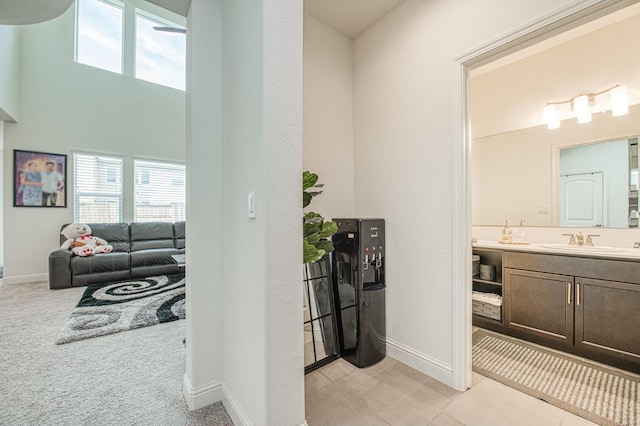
[558,138,636,228]
[470,4,640,229]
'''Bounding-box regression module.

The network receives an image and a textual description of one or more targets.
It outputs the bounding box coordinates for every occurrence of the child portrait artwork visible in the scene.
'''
[14,150,67,207]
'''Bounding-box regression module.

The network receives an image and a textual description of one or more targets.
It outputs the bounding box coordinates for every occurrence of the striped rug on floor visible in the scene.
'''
[473,330,640,426]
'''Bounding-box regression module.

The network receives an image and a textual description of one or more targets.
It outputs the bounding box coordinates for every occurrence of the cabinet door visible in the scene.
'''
[504,268,574,345]
[575,277,640,366]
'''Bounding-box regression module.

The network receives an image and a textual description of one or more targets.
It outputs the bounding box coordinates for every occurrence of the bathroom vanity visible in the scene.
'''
[473,242,640,373]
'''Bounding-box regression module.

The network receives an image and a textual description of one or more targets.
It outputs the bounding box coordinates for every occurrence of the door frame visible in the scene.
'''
[452,0,639,391]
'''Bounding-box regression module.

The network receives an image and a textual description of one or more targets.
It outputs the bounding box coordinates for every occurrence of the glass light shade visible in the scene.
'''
[573,95,592,123]
[542,104,560,129]
[610,85,629,117]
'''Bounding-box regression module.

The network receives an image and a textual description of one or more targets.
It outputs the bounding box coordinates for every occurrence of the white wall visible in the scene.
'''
[3,7,185,281]
[218,0,304,424]
[353,0,578,386]
[183,0,223,412]
[0,122,3,266]
[473,103,640,227]
[303,13,354,220]
[0,25,20,122]
[470,9,640,139]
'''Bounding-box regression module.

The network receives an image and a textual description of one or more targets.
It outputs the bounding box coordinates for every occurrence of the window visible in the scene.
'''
[134,159,185,222]
[76,0,124,74]
[135,11,186,91]
[75,0,186,91]
[74,153,123,223]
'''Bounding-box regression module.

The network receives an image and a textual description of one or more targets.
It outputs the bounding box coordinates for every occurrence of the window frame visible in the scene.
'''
[73,152,124,223]
[133,158,186,223]
[74,0,126,74]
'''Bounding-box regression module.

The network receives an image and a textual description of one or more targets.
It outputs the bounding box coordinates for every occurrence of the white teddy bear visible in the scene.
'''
[60,223,113,257]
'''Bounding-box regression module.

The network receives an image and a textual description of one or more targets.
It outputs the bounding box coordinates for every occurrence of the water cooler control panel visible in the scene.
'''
[360,220,385,288]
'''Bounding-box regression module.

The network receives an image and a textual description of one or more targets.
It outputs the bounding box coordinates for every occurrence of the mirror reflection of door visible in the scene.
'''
[560,172,603,227]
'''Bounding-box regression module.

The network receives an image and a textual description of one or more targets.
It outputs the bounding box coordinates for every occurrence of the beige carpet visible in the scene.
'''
[473,329,640,426]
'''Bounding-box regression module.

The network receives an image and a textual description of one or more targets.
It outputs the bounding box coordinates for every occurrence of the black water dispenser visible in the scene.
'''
[331,218,385,368]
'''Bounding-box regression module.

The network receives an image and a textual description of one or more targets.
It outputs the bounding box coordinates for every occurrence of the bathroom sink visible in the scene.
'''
[538,244,626,253]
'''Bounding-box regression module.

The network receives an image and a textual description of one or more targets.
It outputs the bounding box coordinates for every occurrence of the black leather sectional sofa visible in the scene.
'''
[48,221,185,289]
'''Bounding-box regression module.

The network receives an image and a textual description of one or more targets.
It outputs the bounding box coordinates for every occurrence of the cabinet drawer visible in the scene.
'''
[504,251,640,285]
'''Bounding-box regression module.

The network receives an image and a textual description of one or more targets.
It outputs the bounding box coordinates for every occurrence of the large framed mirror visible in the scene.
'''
[470,3,640,229]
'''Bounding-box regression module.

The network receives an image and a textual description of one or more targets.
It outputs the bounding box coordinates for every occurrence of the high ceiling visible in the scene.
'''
[0,0,73,25]
[304,0,405,39]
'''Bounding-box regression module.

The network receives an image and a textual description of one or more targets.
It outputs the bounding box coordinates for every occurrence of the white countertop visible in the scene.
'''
[473,240,640,260]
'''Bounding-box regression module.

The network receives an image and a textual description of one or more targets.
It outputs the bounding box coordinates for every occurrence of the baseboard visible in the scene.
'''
[385,337,453,388]
[2,273,48,285]
[222,384,253,426]
[182,373,223,411]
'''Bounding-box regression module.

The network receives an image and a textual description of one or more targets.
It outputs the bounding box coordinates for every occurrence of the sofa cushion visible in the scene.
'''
[89,223,130,252]
[130,222,175,251]
[71,252,130,275]
[130,248,179,267]
[59,223,131,252]
[174,221,185,250]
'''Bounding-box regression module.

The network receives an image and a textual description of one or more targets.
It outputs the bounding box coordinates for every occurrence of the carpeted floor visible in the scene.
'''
[473,329,640,426]
[0,280,233,426]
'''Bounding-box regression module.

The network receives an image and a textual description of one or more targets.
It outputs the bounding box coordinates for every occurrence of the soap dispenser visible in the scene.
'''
[517,219,527,243]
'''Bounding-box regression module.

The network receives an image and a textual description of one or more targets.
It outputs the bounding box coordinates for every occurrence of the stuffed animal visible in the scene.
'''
[60,223,113,257]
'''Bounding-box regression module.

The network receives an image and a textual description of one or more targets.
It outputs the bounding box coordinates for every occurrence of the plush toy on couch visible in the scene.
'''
[60,223,113,257]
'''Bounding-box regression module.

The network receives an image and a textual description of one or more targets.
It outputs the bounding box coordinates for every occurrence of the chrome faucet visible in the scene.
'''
[561,231,599,246]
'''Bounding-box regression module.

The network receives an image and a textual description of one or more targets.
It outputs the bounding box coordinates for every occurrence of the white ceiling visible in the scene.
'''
[304,0,405,39]
[0,0,74,25]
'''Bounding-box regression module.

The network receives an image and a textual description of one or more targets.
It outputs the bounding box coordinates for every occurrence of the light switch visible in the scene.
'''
[248,191,257,219]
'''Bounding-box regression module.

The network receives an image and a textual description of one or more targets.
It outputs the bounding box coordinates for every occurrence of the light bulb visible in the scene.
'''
[543,104,560,129]
[573,95,591,124]
[610,85,628,117]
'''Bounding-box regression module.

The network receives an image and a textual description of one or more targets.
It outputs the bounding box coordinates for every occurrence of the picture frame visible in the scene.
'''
[13,149,67,208]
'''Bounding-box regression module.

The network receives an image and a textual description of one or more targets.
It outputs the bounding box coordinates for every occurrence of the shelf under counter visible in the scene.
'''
[472,277,502,286]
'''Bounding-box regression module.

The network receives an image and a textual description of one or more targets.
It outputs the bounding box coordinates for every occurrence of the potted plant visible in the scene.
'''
[303,171,340,369]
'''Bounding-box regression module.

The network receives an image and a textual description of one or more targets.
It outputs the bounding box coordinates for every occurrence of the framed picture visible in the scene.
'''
[13,150,67,207]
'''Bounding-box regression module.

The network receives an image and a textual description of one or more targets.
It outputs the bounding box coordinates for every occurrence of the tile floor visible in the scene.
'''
[305,357,598,425]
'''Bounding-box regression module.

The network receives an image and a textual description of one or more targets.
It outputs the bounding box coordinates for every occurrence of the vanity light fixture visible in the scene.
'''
[610,85,629,116]
[573,95,592,124]
[542,84,628,129]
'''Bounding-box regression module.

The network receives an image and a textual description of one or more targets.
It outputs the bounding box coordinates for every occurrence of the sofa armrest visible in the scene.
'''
[49,250,73,289]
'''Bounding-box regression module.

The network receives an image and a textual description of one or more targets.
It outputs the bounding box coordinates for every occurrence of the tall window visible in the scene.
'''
[76,0,124,74]
[135,11,186,91]
[74,153,123,222]
[134,159,185,222]
[75,0,186,91]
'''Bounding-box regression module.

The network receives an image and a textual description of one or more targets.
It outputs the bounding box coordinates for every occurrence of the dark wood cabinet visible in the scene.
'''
[504,268,574,345]
[575,277,640,370]
[479,248,640,373]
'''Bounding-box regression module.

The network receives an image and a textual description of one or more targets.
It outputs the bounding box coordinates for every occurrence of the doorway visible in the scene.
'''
[460,0,640,391]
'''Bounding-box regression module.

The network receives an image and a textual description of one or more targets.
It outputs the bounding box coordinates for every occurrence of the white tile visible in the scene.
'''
[444,378,564,426]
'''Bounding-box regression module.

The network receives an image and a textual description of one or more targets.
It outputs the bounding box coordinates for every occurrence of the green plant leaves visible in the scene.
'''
[303,171,338,264]
[303,171,318,191]
[304,238,326,264]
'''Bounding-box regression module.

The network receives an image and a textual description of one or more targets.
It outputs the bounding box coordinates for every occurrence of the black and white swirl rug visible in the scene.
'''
[56,274,185,345]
